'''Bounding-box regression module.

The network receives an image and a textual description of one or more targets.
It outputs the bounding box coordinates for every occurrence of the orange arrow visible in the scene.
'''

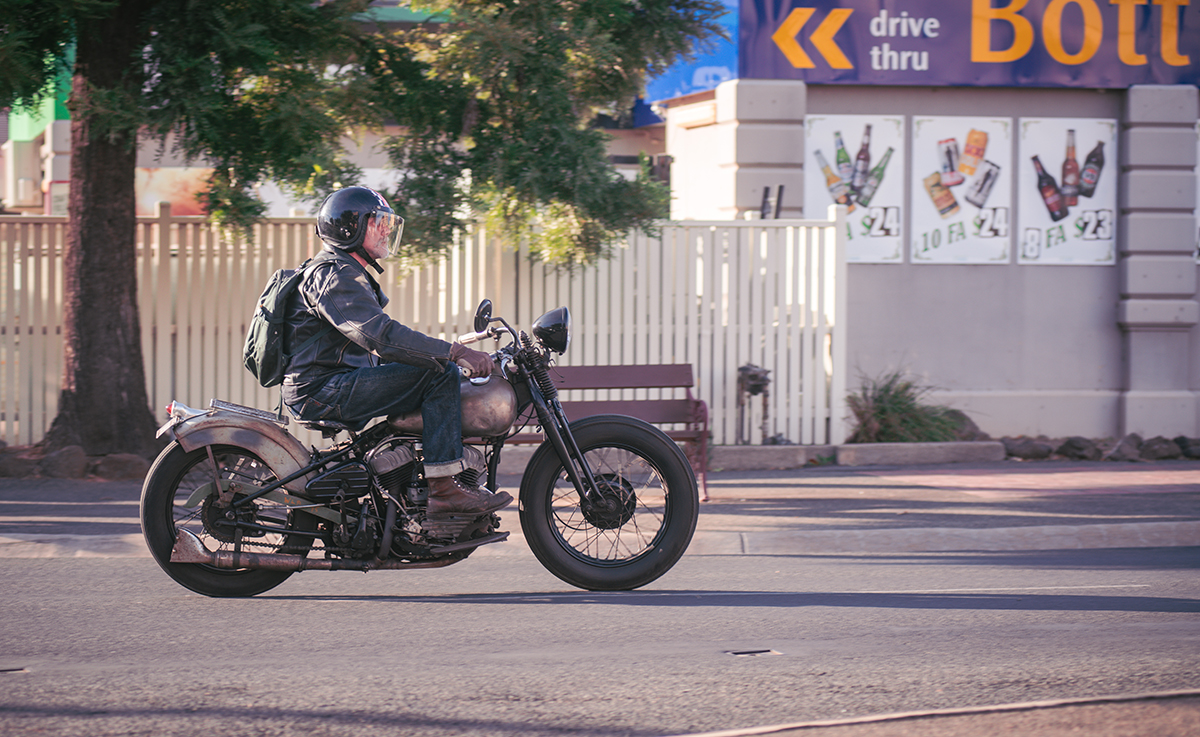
[771,7,854,70]
[811,8,854,68]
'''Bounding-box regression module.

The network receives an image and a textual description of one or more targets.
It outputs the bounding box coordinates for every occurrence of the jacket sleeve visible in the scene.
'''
[306,261,452,371]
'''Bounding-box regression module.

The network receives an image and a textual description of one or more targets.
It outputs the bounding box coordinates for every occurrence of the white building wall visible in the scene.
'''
[665,95,724,220]
[662,78,1198,440]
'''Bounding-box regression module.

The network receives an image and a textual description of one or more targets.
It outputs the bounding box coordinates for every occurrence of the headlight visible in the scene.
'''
[532,307,570,354]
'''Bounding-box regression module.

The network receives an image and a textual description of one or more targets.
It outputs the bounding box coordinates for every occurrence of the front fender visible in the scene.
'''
[172,412,312,493]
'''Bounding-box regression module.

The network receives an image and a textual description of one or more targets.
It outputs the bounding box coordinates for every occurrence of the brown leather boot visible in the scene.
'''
[426,476,513,516]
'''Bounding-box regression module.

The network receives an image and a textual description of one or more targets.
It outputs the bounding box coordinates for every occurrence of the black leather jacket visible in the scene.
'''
[281,247,451,403]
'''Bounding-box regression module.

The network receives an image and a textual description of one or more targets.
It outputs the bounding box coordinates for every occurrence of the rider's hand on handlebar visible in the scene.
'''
[449,342,493,378]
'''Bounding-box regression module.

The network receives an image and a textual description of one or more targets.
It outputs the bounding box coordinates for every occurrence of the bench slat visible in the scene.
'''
[550,364,694,390]
[508,429,703,444]
[559,399,698,425]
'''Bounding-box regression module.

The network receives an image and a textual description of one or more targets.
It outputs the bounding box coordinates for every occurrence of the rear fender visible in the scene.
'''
[172,413,313,493]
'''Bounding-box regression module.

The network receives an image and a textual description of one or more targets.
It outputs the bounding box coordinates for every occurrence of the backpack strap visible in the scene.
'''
[284,257,337,360]
[274,257,336,421]
[275,321,333,424]
[284,322,334,360]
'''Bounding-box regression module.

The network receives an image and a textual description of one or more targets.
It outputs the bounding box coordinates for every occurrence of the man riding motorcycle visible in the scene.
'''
[281,186,512,516]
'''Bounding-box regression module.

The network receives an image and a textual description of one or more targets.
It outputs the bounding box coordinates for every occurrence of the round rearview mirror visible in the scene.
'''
[473,299,493,333]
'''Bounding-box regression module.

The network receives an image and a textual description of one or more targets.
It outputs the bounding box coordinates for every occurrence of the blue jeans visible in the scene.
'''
[287,361,466,477]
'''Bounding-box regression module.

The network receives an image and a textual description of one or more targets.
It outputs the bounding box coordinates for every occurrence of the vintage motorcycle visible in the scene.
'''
[141,300,699,597]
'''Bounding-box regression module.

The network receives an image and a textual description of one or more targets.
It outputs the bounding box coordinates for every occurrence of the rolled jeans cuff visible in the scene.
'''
[424,458,466,478]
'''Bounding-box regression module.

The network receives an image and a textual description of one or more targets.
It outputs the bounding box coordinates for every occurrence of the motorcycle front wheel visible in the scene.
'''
[141,442,317,597]
[519,414,699,591]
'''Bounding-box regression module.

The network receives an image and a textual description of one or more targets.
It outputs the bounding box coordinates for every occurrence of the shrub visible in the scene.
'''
[846,371,959,444]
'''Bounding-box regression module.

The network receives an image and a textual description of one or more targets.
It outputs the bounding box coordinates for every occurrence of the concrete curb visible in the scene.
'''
[0,533,148,558]
[685,521,1200,556]
[835,441,1007,467]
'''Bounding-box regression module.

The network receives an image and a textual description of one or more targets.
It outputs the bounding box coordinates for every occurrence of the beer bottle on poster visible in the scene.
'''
[1078,141,1105,198]
[1061,129,1079,206]
[1031,155,1069,222]
[814,149,854,210]
[851,125,872,194]
[856,146,894,207]
[834,131,853,182]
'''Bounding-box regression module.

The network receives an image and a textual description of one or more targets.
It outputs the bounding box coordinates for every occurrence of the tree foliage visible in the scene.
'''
[0,0,84,109]
[3,0,724,263]
[0,0,723,455]
[364,0,724,265]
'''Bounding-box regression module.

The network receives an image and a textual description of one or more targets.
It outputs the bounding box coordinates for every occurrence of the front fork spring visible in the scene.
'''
[521,330,558,402]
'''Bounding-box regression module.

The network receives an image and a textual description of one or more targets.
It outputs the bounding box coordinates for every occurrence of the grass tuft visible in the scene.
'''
[846,371,960,444]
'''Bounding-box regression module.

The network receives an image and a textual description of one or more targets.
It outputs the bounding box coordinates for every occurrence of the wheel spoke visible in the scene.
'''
[142,443,320,597]
[170,450,298,554]
[548,445,672,564]
[520,419,698,591]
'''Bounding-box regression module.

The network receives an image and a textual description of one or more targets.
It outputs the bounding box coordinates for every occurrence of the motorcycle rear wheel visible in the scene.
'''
[141,442,317,597]
[519,415,699,591]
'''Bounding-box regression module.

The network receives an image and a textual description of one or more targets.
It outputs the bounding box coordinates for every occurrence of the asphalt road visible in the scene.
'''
[0,461,1197,735]
[1,545,1197,736]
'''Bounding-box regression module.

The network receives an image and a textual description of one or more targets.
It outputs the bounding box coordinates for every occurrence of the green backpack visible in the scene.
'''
[243,258,333,388]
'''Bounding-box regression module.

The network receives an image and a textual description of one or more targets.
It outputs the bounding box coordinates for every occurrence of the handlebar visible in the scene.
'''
[454,326,497,379]
[456,316,519,349]
[456,329,491,345]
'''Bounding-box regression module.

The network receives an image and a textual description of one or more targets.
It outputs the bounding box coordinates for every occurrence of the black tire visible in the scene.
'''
[140,442,317,597]
[519,415,699,591]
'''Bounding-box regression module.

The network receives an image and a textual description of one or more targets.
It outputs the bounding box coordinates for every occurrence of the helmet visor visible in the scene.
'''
[367,211,404,259]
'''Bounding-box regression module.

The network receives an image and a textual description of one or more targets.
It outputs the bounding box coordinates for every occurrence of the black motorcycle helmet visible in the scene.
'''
[314,186,404,273]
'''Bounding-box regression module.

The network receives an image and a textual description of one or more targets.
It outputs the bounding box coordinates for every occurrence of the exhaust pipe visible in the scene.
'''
[169,528,507,571]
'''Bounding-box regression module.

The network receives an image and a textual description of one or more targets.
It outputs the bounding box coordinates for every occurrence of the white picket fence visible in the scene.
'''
[0,205,847,450]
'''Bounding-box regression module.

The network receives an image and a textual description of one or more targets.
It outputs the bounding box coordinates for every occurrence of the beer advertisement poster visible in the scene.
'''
[804,114,906,263]
[909,116,1013,264]
[1017,118,1118,265]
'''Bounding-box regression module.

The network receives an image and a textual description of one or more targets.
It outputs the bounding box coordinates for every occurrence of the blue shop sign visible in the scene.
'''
[646,0,740,102]
[741,0,1200,87]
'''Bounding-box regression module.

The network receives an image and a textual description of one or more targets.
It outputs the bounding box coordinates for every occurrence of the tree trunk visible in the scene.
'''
[44,0,160,458]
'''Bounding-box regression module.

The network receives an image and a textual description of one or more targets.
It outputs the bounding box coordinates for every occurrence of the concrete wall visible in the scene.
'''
[814,85,1128,438]
[665,93,727,220]
[1118,86,1200,438]
[665,84,805,220]
[664,79,1199,440]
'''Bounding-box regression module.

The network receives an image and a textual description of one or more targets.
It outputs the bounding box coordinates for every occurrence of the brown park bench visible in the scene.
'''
[507,364,710,501]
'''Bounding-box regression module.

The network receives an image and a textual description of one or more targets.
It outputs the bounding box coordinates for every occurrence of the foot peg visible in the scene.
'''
[422,509,503,541]
[429,530,509,554]
[422,511,478,539]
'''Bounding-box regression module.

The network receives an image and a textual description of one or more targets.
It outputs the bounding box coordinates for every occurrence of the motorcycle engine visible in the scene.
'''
[367,441,417,497]
[458,445,488,488]
[367,441,489,500]
[304,461,371,501]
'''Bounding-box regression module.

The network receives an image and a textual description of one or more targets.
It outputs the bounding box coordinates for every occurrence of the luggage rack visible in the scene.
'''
[210,398,289,426]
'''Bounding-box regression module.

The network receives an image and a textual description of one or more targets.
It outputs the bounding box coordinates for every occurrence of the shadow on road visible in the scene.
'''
[268,588,1200,613]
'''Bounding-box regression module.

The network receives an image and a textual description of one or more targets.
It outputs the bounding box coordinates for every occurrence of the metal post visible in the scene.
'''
[828,204,849,445]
